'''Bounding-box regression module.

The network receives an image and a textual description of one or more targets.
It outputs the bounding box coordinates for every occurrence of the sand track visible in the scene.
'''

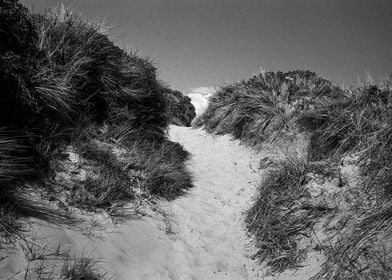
[1,126,266,279]
[165,126,263,279]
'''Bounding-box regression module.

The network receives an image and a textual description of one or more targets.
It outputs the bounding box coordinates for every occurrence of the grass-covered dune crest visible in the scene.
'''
[0,0,194,265]
[197,68,392,278]
[194,70,344,149]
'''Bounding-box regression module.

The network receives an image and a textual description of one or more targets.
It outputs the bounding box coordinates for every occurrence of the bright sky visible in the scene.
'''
[22,0,392,93]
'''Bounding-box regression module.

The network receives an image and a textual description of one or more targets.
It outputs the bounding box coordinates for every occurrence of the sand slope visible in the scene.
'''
[1,126,323,279]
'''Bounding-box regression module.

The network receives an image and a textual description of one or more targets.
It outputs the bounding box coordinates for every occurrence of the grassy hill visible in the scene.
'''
[0,1,194,275]
[196,70,392,278]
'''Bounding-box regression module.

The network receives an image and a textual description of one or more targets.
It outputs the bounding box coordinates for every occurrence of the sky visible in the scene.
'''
[22,0,392,95]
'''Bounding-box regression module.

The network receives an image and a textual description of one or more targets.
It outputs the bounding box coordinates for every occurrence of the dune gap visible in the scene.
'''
[164,125,264,279]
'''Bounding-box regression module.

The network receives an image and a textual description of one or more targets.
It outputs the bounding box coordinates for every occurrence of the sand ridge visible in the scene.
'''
[3,125,319,279]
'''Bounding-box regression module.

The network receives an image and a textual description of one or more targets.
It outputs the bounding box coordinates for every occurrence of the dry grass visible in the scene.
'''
[194,70,343,149]
[60,257,108,280]
[120,135,193,199]
[49,127,192,216]
[248,80,392,276]
[64,142,136,213]
[313,202,392,280]
[0,205,21,242]
[163,86,196,126]
[0,1,193,244]
[11,238,109,280]
[297,85,391,161]
[246,159,333,272]
[217,72,392,276]
[298,81,392,279]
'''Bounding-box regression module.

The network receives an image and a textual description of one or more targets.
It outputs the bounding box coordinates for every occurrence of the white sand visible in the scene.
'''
[1,126,322,279]
[164,126,263,279]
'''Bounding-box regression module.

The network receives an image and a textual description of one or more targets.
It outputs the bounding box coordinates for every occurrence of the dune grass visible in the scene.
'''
[296,81,392,279]
[246,160,309,271]
[246,159,337,272]
[64,142,137,213]
[0,1,193,245]
[197,67,392,276]
[60,257,107,280]
[249,81,392,276]
[59,135,192,215]
[0,129,36,239]
[163,87,196,127]
[297,85,392,161]
[194,70,343,148]
[313,203,392,280]
[247,82,392,275]
[125,137,193,199]
[13,238,109,280]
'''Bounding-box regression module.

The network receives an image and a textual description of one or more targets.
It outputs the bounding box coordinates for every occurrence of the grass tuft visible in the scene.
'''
[61,257,107,280]
[163,86,196,126]
[194,70,343,149]
[65,142,136,212]
[246,160,311,272]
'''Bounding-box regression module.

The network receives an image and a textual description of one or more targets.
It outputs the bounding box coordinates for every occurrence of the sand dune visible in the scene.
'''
[1,126,323,279]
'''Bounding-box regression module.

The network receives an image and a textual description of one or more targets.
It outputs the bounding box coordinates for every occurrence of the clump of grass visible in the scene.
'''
[53,128,192,215]
[0,128,36,238]
[246,160,324,272]
[61,257,107,280]
[0,1,193,241]
[64,142,136,213]
[93,122,193,199]
[1,1,171,173]
[121,135,193,199]
[313,203,392,280]
[163,86,196,126]
[297,85,391,161]
[0,128,36,185]
[141,145,193,199]
[297,84,392,194]
[0,205,21,241]
[293,80,392,278]
[194,70,343,149]
[14,238,109,280]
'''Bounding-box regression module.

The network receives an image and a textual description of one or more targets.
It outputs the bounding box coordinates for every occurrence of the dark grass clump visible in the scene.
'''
[0,1,193,239]
[297,84,392,194]
[54,127,192,214]
[0,205,21,241]
[61,257,107,280]
[119,133,193,200]
[31,6,168,144]
[194,70,343,148]
[94,121,193,200]
[0,128,36,238]
[0,128,36,185]
[163,86,196,126]
[296,81,392,279]
[0,2,170,173]
[297,85,392,161]
[246,160,327,272]
[313,204,392,280]
[65,142,136,213]
[139,140,193,199]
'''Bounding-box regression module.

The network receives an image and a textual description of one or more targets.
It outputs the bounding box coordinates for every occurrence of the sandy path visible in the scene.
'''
[1,126,268,279]
[165,126,263,279]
